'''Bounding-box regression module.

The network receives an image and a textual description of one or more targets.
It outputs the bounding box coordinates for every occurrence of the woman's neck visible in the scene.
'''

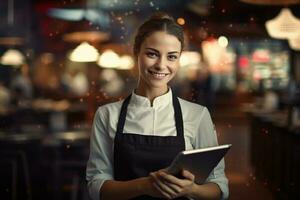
[135,84,169,105]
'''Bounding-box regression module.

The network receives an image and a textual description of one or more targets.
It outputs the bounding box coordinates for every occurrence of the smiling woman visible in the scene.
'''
[136,31,181,100]
[86,12,229,200]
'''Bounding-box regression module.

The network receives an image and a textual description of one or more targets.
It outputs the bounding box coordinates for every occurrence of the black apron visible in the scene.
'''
[113,92,188,200]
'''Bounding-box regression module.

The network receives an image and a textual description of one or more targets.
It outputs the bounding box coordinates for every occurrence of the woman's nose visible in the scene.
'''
[155,57,167,70]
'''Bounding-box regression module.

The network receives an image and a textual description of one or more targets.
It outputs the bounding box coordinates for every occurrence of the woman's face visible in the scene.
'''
[137,31,181,91]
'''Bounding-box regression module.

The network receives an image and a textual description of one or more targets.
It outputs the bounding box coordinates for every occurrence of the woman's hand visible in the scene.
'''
[148,169,196,199]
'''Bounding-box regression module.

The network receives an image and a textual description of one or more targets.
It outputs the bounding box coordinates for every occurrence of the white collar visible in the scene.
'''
[130,88,173,108]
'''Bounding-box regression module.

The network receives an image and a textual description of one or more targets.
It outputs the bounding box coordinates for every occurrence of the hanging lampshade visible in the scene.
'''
[288,34,300,51]
[97,50,120,69]
[68,42,99,62]
[117,55,135,70]
[265,8,300,39]
[0,49,25,66]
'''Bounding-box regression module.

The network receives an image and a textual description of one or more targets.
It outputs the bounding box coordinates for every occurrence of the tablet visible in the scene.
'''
[166,144,231,184]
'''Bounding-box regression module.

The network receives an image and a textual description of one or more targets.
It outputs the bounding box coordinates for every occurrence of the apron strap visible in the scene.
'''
[116,94,131,134]
[172,93,184,138]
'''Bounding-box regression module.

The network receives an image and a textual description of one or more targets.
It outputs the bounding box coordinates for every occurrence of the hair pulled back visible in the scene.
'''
[133,12,184,57]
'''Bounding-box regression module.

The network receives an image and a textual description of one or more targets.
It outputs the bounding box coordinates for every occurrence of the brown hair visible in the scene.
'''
[133,12,184,57]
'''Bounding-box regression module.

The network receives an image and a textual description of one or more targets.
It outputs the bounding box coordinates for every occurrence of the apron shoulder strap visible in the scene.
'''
[116,94,131,134]
[172,93,184,138]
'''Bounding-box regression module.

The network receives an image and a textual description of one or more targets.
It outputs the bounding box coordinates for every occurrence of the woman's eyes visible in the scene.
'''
[145,52,178,61]
[146,52,158,58]
[168,55,178,60]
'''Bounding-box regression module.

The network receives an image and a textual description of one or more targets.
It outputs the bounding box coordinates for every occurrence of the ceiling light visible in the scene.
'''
[68,42,99,62]
[177,17,185,25]
[0,49,25,66]
[265,8,300,39]
[97,50,120,68]
[118,55,135,70]
[218,36,229,48]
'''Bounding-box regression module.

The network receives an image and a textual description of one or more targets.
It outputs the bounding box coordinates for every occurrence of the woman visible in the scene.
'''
[86,12,228,200]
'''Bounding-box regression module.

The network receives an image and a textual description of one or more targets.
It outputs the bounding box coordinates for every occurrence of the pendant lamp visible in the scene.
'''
[117,55,135,70]
[97,50,119,69]
[68,42,99,62]
[0,0,25,66]
[0,49,25,66]
[265,8,300,39]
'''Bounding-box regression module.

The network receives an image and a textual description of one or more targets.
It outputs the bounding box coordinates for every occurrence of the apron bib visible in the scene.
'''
[113,93,188,200]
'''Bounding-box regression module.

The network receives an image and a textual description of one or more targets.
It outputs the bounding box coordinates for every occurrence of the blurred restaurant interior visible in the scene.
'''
[1,0,300,199]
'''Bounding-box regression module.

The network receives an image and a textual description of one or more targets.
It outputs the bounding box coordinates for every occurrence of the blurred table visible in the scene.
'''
[0,99,88,132]
[246,109,300,199]
[0,130,90,200]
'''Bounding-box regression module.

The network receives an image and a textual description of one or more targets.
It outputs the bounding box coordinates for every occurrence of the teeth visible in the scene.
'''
[149,71,168,77]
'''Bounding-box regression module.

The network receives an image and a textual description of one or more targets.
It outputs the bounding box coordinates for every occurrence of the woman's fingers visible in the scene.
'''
[159,171,184,187]
[182,170,195,181]
[150,172,179,198]
[153,182,173,199]
[162,181,182,193]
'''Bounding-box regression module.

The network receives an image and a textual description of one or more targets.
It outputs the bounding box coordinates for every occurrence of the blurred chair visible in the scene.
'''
[0,151,32,200]
[0,132,43,200]
[42,130,90,200]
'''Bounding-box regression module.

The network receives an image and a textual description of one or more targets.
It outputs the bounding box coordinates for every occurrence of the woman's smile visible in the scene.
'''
[148,70,170,79]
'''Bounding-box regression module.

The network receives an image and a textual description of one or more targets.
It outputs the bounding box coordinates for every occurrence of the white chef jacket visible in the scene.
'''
[86,89,229,200]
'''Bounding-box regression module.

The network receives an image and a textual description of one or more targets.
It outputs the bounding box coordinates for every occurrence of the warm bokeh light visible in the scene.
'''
[218,36,229,48]
[252,49,270,63]
[118,55,135,70]
[0,49,25,66]
[177,17,185,25]
[97,50,120,68]
[69,42,99,62]
[265,8,300,39]
[179,51,201,67]
[40,53,54,65]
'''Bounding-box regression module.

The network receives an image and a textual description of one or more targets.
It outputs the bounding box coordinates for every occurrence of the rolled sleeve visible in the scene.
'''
[86,107,114,200]
[195,107,229,199]
[205,159,229,199]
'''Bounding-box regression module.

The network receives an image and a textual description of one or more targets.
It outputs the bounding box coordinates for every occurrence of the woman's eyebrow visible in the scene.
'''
[168,51,179,54]
[145,48,179,54]
[145,47,159,53]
